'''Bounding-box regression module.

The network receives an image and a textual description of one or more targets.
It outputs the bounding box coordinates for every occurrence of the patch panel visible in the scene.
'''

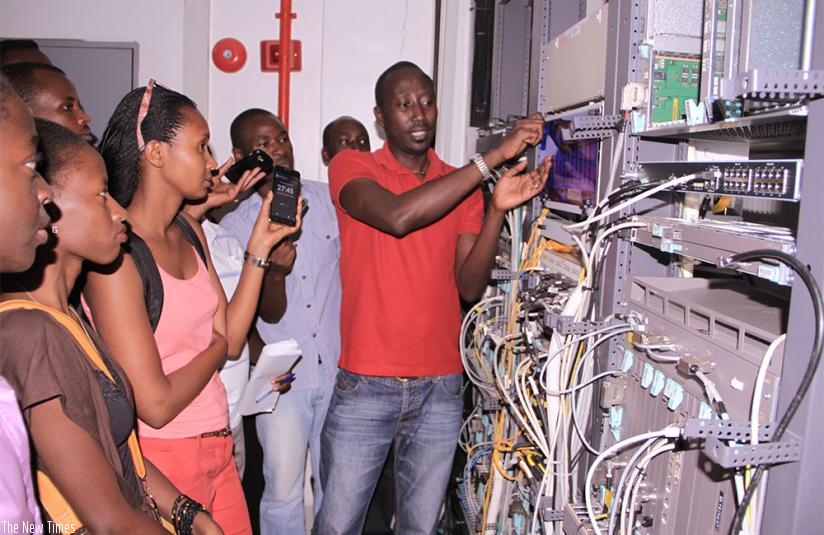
[635,159,803,200]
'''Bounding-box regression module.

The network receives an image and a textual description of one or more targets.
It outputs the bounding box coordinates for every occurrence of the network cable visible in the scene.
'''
[721,250,823,534]
[564,173,699,233]
[585,426,682,535]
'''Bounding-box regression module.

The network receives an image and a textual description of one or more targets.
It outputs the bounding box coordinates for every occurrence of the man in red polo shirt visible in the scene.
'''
[315,61,551,534]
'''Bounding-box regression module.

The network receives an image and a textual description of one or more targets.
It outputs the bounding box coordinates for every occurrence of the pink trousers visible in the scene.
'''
[140,434,252,535]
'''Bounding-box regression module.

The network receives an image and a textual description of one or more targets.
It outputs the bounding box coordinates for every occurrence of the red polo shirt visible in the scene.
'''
[328,143,484,376]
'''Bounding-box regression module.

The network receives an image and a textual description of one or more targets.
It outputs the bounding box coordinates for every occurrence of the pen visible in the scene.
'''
[255,372,296,403]
[255,388,275,404]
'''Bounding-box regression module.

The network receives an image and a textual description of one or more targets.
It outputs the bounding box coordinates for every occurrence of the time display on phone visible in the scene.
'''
[270,165,301,226]
[275,182,296,196]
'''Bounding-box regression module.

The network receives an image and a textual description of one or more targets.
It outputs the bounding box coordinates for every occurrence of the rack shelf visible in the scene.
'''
[635,105,807,148]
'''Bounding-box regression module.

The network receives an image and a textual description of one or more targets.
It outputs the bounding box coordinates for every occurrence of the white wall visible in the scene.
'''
[0,0,192,89]
[435,0,475,166]
[1,0,438,182]
[210,0,436,179]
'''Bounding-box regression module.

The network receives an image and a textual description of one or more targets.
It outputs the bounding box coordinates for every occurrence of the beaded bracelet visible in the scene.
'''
[171,494,210,535]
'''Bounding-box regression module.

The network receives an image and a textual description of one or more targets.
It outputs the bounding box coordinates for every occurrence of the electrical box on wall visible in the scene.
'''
[260,40,302,72]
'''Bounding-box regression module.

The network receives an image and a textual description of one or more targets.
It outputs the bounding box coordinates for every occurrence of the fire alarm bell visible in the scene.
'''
[212,37,247,73]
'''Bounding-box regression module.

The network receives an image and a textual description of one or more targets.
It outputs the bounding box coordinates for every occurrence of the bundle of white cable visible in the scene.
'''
[744,333,786,535]
[585,426,682,534]
[622,441,676,534]
[579,221,646,289]
[460,296,504,395]
[493,332,550,458]
[541,319,629,505]
[539,323,630,390]
[607,436,660,533]
[564,173,698,233]
[513,356,550,457]
[484,469,508,535]
[541,281,590,506]
[567,328,633,456]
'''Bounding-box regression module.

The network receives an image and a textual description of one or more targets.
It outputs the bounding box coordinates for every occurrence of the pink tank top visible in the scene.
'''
[137,251,229,439]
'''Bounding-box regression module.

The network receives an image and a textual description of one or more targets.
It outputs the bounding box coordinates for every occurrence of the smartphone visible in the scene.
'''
[225,149,274,184]
[270,165,301,226]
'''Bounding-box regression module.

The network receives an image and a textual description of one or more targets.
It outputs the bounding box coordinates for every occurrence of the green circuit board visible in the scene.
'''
[650,54,701,124]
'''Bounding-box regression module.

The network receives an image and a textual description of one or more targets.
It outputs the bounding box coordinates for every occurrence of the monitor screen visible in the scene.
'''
[538,103,602,208]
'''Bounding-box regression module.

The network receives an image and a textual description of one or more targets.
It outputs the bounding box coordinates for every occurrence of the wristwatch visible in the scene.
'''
[470,153,492,181]
[243,251,271,269]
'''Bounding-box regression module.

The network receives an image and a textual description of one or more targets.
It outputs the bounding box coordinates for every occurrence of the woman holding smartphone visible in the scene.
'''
[83,81,300,535]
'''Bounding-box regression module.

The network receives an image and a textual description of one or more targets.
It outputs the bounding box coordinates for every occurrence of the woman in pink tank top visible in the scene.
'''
[84,81,300,535]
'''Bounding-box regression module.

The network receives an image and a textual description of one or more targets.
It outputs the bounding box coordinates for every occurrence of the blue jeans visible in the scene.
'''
[256,371,334,535]
[314,370,463,535]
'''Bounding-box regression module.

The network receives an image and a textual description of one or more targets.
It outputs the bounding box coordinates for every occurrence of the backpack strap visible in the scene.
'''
[125,230,164,332]
[127,214,208,332]
[0,300,173,532]
[174,213,208,266]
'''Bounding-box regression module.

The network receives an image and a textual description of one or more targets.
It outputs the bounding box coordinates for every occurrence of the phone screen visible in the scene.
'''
[270,165,301,226]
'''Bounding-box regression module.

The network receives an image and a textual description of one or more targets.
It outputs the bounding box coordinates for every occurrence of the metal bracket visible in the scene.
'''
[481,396,502,411]
[720,69,824,100]
[539,506,565,523]
[682,418,802,469]
[682,418,774,441]
[566,114,623,140]
[542,313,625,335]
[704,434,802,469]
[491,269,520,281]
[563,503,600,535]
[535,495,565,523]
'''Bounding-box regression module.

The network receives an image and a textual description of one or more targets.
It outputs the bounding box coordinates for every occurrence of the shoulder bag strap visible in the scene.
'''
[0,300,173,532]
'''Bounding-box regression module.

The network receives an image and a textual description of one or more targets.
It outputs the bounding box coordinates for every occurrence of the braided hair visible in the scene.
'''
[98,84,196,207]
